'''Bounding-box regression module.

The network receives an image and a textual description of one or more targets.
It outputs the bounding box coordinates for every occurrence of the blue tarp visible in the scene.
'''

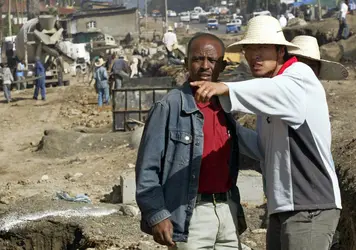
[293,0,316,7]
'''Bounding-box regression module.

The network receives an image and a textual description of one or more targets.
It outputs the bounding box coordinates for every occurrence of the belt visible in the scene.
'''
[196,191,231,204]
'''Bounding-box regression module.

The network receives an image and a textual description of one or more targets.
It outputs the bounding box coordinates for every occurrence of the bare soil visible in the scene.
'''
[0,52,355,249]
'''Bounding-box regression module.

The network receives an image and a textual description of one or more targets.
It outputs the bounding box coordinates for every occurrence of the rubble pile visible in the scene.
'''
[59,94,112,129]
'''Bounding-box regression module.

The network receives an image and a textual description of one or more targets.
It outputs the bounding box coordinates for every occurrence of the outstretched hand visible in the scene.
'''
[190,81,229,103]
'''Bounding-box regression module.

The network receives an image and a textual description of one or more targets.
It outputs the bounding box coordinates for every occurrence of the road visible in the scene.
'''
[167,17,229,35]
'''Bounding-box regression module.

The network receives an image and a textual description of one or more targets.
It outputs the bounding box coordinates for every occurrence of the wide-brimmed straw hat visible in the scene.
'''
[94,58,105,67]
[168,26,173,31]
[289,35,348,80]
[227,16,299,53]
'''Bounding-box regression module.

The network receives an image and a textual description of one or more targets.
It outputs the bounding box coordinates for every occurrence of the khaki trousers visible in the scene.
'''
[170,198,241,250]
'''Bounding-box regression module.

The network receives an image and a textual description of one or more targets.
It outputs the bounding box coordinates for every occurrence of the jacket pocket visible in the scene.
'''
[166,131,192,165]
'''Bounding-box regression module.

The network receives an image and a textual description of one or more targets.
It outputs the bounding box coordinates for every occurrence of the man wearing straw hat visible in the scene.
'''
[93,57,110,107]
[163,26,178,58]
[191,16,342,250]
[289,35,349,80]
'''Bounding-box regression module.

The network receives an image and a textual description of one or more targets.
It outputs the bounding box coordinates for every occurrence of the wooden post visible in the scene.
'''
[8,0,12,36]
[24,22,28,70]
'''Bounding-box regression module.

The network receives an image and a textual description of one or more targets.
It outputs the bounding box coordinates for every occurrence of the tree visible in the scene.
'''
[28,0,40,19]
[0,0,4,41]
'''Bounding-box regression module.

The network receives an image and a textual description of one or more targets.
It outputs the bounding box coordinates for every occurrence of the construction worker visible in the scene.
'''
[33,57,46,101]
[162,26,178,58]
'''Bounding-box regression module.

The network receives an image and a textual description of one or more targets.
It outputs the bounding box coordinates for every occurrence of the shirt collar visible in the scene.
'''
[277,56,298,75]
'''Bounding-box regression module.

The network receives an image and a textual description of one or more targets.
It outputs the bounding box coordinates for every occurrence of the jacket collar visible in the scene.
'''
[180,81,199,114]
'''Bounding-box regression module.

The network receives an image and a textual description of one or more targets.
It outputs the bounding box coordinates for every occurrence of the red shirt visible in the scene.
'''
[194,93,232,194]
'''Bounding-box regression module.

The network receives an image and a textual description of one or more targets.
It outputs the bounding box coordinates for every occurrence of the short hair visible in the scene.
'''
[187,33,225,57]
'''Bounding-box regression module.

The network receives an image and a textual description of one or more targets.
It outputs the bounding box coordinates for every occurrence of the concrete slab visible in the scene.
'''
[120,170,136,204]
[237,170,265,206]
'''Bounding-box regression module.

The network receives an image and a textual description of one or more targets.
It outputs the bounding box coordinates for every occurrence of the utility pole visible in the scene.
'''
[15,0,20,25]
[26,0,30,19]
[317,0,322,20]
[145,0,147,32]
[8,0,12,36]
[163,0,167,34]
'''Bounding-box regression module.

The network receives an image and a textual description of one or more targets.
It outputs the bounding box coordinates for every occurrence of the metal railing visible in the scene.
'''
[112,87,174,131]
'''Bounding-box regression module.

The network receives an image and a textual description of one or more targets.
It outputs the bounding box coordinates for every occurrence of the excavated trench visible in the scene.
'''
[0,221,94,250]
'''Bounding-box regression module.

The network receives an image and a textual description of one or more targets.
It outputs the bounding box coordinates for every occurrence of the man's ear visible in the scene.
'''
[221,60,227,72]
[184,57,188,70]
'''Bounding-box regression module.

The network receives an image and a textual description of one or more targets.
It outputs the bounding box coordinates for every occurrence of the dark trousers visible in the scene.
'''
[267,209,340,250]
[34,78,46,100]
[337,18,349,40]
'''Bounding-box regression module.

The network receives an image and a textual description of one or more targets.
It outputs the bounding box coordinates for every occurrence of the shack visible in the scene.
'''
[64,7,139,39]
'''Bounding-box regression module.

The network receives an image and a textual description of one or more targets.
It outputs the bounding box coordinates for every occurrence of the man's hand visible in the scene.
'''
[190,81,229,103]
[152,218,175,247]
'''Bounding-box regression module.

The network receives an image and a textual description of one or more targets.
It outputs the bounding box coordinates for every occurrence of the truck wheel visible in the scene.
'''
[76,67,81,76]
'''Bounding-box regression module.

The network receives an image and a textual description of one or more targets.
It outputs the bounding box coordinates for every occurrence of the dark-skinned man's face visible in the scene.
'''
[186,37,225,82]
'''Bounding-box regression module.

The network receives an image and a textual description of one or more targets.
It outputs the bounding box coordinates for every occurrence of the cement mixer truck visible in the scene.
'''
[12,15,74,87]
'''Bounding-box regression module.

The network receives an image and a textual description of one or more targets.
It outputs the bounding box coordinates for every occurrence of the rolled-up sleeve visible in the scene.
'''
[219,73,306,126]
[135,102,171,227]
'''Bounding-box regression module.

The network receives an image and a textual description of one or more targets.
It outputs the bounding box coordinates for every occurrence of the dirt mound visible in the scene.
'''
[37,129,132,158]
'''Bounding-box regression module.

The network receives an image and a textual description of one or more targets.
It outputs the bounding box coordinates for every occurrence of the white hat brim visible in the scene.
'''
[319,59,349,80]
[290,52,349,80]
[95,62,104,67]
[226,39,299,53]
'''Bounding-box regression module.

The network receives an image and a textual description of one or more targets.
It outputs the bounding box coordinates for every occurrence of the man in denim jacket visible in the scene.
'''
[135,33,261,249]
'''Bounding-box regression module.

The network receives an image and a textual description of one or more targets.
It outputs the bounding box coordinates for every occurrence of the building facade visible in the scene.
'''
[66,7,139,39]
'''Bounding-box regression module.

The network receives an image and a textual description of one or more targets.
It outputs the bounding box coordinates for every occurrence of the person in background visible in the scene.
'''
[191,16,342,250]
[2,63,13,103]
[56,56,64,86]
[94,58,110,108]
[33,57,46,101]
[111,54,130,89]
[136,33,261,250]
[289,35,349,80]
[337,0,349,40]
[279,14,287,28]
[16,60,26,90]
[162,26,178,58]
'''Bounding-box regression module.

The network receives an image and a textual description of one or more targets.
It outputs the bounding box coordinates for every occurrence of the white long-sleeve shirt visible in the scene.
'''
[340,2,348,19]
[220,62,342,215]
[162,32,177,52]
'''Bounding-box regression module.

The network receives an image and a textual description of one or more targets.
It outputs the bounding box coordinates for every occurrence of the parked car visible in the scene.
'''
[168,10,177,17]
[207,19,219,30]
[190,12,200,22]
[180,12,191,22]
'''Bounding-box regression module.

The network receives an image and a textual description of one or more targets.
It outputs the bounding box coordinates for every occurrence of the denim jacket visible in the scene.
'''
[135,82,262,242]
